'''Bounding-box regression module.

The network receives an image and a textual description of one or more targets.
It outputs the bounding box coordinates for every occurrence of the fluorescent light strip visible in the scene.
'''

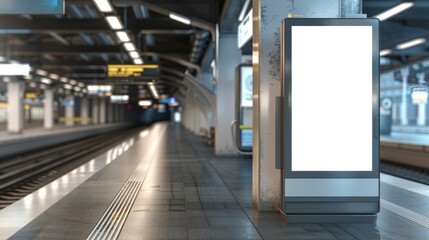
[115,31,130,42]
[373,2,415,21]
[133,58,143,65]
[93,0,113,13]
[380,49,392,57]
[129,51,139,58]
[238,0,251,21]
[396,37,426,50]
[35,69,48,76]
[48,73,59,80]
[64,84,73,90]
[123,42,136,51]
[139,100,152,106]
[0,64,30,76]
[105,16,123,30]
[41,78,52,85]
[169,13,191,25]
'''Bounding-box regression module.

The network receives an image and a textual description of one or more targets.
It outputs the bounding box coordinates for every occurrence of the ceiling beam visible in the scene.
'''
[0,17,191,34]
[7,44,189,56]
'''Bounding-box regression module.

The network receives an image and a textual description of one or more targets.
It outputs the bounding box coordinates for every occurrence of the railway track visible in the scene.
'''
[0,127,141,209]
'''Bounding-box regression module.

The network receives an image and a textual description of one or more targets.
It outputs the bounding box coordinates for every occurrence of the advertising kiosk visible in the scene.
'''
[279,18,380,217]
[236,65,253,152]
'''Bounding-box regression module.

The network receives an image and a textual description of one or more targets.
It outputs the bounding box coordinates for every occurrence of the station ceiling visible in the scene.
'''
[0,0,427,96]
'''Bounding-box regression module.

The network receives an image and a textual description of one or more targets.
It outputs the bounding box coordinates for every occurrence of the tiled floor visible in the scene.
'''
[3,122,429,239]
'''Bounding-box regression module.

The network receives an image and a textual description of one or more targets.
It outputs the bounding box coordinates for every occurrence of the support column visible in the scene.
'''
[65,94,74,127]
[113,104,118,122]
[7,78,24,133]
[215,34,241,155]
[80,97,89,125]
[44,88,54,129]
[92,98,99,124]
[99,98,106,124]
[417,73,426,126]
[252,0,344,210]
[400,67,409,125]
[108,102,113,123]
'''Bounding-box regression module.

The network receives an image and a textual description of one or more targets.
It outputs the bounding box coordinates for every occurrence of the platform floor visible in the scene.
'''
[1,122,429,239]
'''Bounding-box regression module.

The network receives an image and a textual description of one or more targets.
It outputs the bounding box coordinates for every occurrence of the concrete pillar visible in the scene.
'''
[80,97,89,125]
[44,88,54,129]
[252,0,344,210]
[92,98,99,124]
[113,104,118,122]
[7,78,24,133]
[65,94,74,127]
[99,98,106,124]
[417,73,426,126]
[392,103,398,123]
[117,104,122,122]
[108,102,113,123]
[400,67,409,125]
[215,34,241,155]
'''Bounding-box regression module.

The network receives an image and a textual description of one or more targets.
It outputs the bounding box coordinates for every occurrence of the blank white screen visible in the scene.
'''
[291,26,373,171]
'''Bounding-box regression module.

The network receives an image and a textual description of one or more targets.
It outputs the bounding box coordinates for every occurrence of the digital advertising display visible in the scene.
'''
[281,18,380,215]
[291,25,373,172]
[236,65,253,151]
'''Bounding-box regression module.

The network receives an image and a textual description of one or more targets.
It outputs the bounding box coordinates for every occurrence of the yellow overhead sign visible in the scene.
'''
[107,64,159,78]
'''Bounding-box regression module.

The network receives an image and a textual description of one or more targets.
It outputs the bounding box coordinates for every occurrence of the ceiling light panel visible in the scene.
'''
[380,49,392,57]
[169,13,191,25]
[93,0,114,13]
[396,37,426,50]
[373,2,415,21]
[105,16,124,30]
[123,42,136,51]
[115,31,130,42]
[129,51,139,58]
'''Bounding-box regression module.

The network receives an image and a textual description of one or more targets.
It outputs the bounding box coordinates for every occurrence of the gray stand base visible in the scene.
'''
[283,213,377,223]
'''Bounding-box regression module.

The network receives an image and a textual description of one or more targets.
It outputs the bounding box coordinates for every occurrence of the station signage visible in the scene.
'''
[0,0,64,15]
[107,64,159,79]
[237,9,252,49]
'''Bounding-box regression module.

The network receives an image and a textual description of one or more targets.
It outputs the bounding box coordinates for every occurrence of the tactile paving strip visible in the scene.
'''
[86,127,165,240]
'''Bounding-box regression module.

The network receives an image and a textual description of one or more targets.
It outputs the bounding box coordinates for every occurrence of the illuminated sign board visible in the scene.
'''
[237,9,253,48]
[0,0,64,14]
[107,64,159,78]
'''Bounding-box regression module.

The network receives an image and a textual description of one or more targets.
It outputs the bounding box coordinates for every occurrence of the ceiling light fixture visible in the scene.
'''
[138,100,152,107]
[93,0,114,13]
[133,58,143,65]
[64,84,73,90]
[48,73,59,80]
[380,49,392,57]
[123,42,136,51]
[169,13,191,25]
[115,31,130,42]
[396,37,426,50]
[0,64,30,76]
[35,69,48,76]
[60,77,68,83]
[238,0,251,21]
[41,78,52,85]
[105,16,123,30]
[129,51,139,58]
[373,1,415,21]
